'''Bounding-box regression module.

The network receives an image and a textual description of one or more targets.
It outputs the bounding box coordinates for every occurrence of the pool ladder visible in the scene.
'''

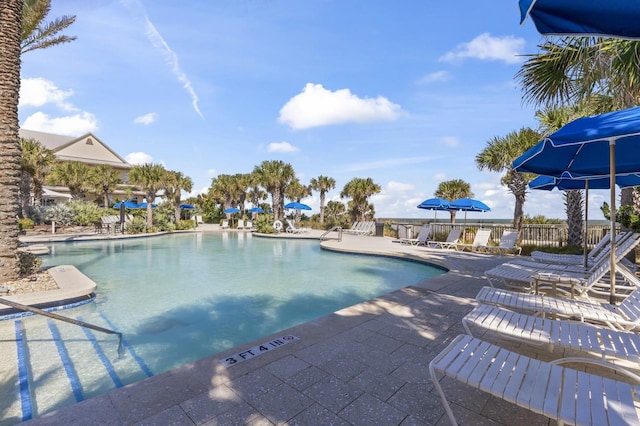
[320,226,342,241]
[0,296,124,356]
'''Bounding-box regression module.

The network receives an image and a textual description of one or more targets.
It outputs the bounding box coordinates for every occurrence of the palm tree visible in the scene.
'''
[163,170,193,222]
[20,137,55,216]
[340,177,381,222]
[21,0,76,54]
[516,37,640,212]
[47,161,91,199]
[309,175,336,224]
[88,164,122,208]
[246,171,267,210]
[564,190,584,246]
[129,163,166,228]
[209,173,246,212]
[434,179,473,223]
[0,0,24,282]
[0,0,76,282]
[285,179,311,223]
[253,160,296,221]
[475,128,541,232]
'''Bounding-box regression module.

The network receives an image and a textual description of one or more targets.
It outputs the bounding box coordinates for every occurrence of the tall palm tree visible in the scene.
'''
[475,128,540,232]
[285,179,311,223]
[0,0,24,282]
[129,163,166,228]
[20,137,55,215]
[309,175,335,224]
[47,161,91,199]
[163,170,193,222]
[21,0,76,53]
[246,171,267,210]
[517,37,640,212]
[253,160,296,221]
[434,179,473,223]
[88,164,122,208]
[209,173,246,212]
[340,177,381,222]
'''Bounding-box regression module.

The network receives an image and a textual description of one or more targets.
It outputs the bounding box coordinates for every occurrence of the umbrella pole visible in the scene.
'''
[609,141,617,305]
[583,182,589,268]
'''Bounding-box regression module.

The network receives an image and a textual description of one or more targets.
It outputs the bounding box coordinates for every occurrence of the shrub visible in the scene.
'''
[175,220,195,230]
[18,217,35,231]
[17,251,42,276]
[125,217,146,234]
[43,203,75,225]
[68,200,103,225]
[254,214,276,233]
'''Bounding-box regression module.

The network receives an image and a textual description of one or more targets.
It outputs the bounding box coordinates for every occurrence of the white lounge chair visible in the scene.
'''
[476,274,640,330]
[487,229,521,255]
[343,222,360,234]
[427,228,462,250]
[221,220,229,229]
[454,228,492,252]
[286,219,306,233]
[400,224,432,245]
[237,219,245,229]
[430,334,640,426]
[245,220,253,230]
[463,303,640,366]
[484,233,640,295]
[530,231,617,265]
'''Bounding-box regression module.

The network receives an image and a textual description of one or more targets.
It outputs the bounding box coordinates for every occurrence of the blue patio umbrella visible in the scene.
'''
[519,0,640,39]
[113,200,140,209]
[223,207,241,214]
[179,203,195,209]
[448,198,490,224]
[138,202,157,209]
[284,202,311,211]
[417,197,450,222]
[248,207,264,213]
[513,105,640,303]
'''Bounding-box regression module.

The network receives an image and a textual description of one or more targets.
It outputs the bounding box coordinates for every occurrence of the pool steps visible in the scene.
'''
[1,314,153,422]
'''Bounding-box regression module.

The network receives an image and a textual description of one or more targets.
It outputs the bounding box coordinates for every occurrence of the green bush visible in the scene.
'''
[17,251,42,276]
[18,217,35,230]
[125,217,146,234]
[254,214,276,233]
[68,200,103,226]
[175,220,195,230]
[43,203,75,225]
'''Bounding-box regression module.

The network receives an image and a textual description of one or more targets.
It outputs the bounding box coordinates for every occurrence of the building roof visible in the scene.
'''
[19,129,132,169]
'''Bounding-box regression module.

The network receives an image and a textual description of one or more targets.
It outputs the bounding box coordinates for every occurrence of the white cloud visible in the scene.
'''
[417,71,451,85]
[279,83,402,130]
[433,173,447,181]
[22,111,98,136]
[440,136,459,147]
[387,181,415,192]
[188,186,209,198]
[19,77,76,111]
[125,151,154,165]
[439,33,525,64]
[134,112,159,125]
[206,168,217,176]
[267,141,299,153]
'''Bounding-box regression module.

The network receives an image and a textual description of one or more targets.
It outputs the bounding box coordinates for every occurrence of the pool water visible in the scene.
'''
[37,232,444,375]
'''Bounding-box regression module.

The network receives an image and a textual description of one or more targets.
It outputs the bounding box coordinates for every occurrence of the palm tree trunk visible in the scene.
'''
[0,0,24,282]
[513,192,526,239]
[20,171,31,218]
[319,192,326,223]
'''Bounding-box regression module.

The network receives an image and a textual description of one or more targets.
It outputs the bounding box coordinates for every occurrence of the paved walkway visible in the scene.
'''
[21,229,552,425]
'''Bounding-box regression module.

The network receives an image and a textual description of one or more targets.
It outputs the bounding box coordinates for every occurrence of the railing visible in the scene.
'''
[320,226,342,242]
[388,221,618,248]
[0,297,123,356]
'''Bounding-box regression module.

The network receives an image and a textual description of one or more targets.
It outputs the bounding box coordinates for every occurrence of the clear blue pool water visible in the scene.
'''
[36,232,444,374]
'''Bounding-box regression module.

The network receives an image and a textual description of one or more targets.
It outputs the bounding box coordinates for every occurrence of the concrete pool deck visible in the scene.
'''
[17,227,553,425]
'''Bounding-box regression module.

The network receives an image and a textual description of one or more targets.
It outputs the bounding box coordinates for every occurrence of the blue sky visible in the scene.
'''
[17,0,614,220]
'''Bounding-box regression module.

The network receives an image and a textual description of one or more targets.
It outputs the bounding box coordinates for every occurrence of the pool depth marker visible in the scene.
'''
[220,335,299,367]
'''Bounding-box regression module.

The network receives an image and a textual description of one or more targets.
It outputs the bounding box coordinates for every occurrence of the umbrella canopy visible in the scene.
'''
[529,174,640,191]
[248,207,264,213]
[138,202,157,209]
[448,198,490,224]
[417,197,450,222]
[224,207,241,214]
[113,200,141,209]
[519,0,640,39]
[513,106,640,303]
[284,202,311,211]
[179,203,195,209]
[448,198,491,212]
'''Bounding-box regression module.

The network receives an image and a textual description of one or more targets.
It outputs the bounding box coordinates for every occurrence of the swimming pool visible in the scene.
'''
[4,232,444,420]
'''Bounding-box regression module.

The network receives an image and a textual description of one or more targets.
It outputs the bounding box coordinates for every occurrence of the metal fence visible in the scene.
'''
[389,221,617,248]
